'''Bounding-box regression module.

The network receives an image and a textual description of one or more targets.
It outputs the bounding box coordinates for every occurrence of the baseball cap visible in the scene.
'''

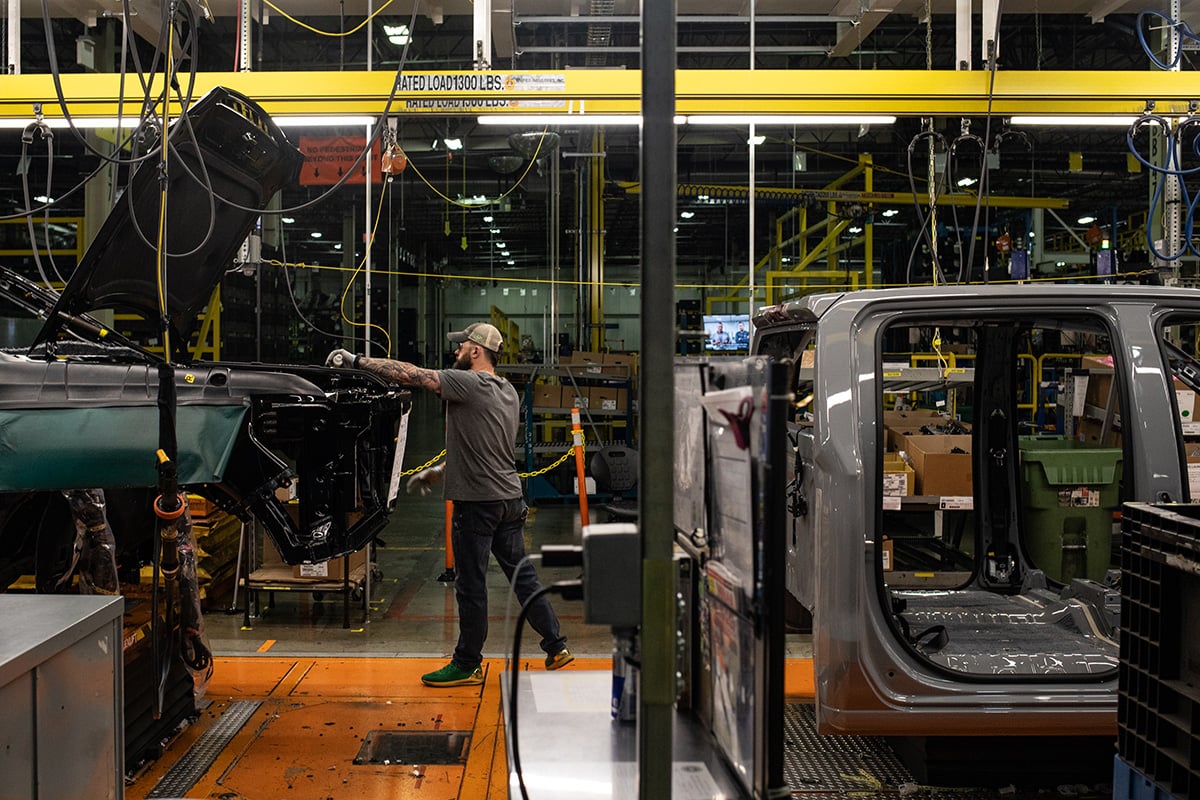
[447,322,503,353]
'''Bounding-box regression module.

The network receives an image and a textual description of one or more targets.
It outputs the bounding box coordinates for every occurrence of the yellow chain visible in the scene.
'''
[399,449,445,477]
[519,441,581,479]
[398,438,581,480]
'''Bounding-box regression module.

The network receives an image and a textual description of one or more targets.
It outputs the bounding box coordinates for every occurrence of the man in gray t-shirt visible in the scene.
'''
[326,322,572,687]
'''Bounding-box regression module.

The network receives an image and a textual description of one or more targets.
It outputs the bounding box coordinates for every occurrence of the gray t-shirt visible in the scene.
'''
[437,368,523,501]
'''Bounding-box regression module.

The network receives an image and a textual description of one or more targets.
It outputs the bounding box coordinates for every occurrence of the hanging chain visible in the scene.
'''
[397,437,582,479]
[398,450,445,477]
[519,436,583,478]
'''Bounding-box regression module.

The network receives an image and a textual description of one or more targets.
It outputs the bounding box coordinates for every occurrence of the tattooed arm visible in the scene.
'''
[358,356,441,393]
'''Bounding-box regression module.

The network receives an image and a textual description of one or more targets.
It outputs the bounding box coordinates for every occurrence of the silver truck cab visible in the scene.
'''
[752,284,1200,736]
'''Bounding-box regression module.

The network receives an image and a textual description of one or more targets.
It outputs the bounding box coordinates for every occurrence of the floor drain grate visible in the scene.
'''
[354,730,472,765]
[146,699,261,798]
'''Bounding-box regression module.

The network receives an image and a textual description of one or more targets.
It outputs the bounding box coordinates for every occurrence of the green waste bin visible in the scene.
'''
[1018,436,1123,584]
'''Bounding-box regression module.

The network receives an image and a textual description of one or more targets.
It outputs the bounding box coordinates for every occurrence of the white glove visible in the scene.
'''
[406,464,446,496]
[325,349,359,368]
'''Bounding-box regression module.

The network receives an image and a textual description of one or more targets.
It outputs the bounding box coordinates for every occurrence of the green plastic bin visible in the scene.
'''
[1018,436,1123,584]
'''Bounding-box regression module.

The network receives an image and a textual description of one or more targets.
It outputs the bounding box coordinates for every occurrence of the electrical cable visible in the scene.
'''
[904,127,948,285]
[1137,10,1200,71]
[508,580,582,800]
[961,3,1004,284]
[945,120,986,283]
[337,177,393,357]
[19,120,65,288]
[260,0,394,37]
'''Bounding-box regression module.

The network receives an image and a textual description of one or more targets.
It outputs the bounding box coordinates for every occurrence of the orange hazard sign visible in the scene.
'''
[297,135,382,186]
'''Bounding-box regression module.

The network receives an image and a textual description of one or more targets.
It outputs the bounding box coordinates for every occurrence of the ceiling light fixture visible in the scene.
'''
[881,209,899,217]
[685,114,897,126]
[383,23,411,46]
[483,215,494,223]
[477,114,896,127]
[1009,115,1139,127]
[273,115,376,127]
[680,210,695,219]
[748,134,766,146]
[957,177,977,187]
[1078,215,1097,225]
[443,138,464,150]
[281,216,295,224]
[310,232,323,239]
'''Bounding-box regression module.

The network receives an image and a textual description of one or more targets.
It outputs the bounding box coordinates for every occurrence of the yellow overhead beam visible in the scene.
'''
[2,69,1200,120]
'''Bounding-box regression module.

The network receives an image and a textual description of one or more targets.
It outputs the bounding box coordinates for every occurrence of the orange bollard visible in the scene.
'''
[437,499,455,582]
[571,407,590,528]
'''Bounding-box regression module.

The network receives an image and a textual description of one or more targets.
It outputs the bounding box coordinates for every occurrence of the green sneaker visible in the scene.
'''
[545,648,574,671]
[421,662,483,687]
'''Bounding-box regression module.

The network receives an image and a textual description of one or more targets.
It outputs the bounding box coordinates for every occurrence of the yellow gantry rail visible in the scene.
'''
[3,69,1200,120]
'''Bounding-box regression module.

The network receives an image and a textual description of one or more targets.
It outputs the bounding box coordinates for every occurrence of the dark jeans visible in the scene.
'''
[450,497,567,669]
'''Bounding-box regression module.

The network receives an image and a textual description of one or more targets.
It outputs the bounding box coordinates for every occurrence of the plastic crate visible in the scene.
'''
[1118,503,1200,800]
[1114,754,1181,800]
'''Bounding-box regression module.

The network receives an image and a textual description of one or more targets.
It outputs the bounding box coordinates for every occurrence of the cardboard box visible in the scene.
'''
[902,434,973,496]
[885,410,970,452]
[881,537,894,572]
[883,453,915,496]
[1174,378,1198,422]
[1076,417,1122,448]
[590,385,629,412]
[565,391,589,409]
[294,547,368,580]
[601,353,636,376]
[566,350,606,369]
[532,382,563,409]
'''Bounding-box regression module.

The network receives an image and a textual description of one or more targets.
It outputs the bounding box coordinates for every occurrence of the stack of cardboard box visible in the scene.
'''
[884,410,973,497]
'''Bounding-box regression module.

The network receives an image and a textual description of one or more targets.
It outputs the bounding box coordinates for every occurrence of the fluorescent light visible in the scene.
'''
[0,117,144,129]
[334,243,343,250]
[500,250,510,256]
[274,115,376,127]
[281,216,295,224]
[686,114,896,126]
[496,242,506,248]
[483,215,494,223]
[680,210,695,219]
[507,259,515,265]
[881,209,899,217]
[33,195,54,204]
[748,134,766,145]
[477,113,896,127]
[477,114,649,126]
[1010,115,1139,127]
[848,226,863,234]
[957,177,977,187]
[310,231,323,239]
[1078,216,1096,225]
[443,137,463,150]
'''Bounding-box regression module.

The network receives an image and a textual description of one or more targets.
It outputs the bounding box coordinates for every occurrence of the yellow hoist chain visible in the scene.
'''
[397,436,582,479]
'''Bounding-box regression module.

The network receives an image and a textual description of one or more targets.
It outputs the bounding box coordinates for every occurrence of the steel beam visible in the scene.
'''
[4,69,1200,120]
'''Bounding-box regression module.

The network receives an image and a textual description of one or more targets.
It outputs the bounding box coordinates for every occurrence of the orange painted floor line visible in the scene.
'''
[126,655,814,799]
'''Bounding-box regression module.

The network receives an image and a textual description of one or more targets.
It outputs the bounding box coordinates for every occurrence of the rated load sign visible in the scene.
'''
[298,135,382,186]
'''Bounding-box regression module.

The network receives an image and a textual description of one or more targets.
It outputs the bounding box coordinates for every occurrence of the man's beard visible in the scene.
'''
[454,350,472,369]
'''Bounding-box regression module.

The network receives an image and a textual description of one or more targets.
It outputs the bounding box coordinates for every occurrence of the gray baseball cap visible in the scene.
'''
[448,322,503,353]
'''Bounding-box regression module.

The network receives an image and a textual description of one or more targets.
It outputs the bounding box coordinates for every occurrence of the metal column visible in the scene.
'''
[639,1,676,797]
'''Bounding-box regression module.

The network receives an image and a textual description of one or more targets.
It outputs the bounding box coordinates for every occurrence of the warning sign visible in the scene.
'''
[297,135,382,186]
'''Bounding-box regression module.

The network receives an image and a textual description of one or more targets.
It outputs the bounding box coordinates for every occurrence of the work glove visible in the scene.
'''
[325,349,360,368]
[406,463,446,496]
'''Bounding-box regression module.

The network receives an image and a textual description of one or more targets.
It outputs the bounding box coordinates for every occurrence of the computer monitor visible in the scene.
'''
[703,313,750,352]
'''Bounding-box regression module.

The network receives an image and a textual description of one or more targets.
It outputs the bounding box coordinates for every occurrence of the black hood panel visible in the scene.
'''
[34,87,303,354]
